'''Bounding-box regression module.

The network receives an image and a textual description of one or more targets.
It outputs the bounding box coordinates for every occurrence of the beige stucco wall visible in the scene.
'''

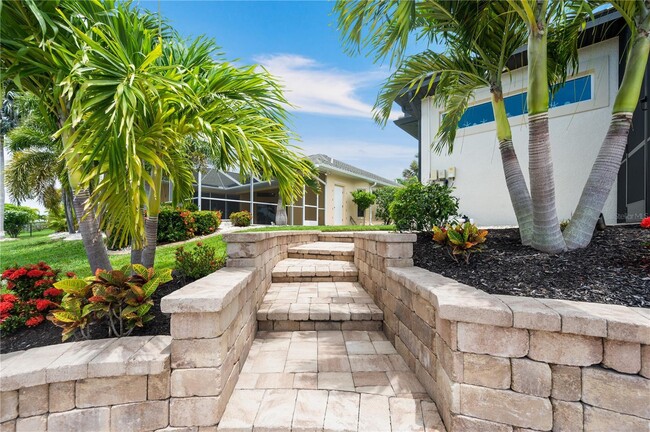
[322,172,382,226]
[420,38,619,226]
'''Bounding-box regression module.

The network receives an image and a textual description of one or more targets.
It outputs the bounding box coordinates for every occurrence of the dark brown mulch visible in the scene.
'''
[0,275,187,354]
[413,225,650,308]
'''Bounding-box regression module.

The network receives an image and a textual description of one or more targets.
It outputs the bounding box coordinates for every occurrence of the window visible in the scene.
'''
[454,75,592,129]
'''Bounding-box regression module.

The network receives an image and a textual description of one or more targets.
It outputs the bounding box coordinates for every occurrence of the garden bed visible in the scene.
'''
[0,276,185,354]
[413,225,649,307]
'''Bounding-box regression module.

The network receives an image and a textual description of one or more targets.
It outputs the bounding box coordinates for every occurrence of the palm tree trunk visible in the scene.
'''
[564,31,650,249]
[526,4,566,253]
[63,185,75,234]
[72,188,112,273]
[492,91,533,245]
[0,135,5,239]
[141,166,163,269]
[275,197,288,225]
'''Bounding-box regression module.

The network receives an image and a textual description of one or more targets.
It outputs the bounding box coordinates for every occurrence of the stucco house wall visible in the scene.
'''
[420,39,619,226]
[323,172,382,226]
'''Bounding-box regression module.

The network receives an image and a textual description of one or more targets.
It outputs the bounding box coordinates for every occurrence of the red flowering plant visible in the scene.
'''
[48,265,172,341]
[641,217,650,229]
[0,263,68,334]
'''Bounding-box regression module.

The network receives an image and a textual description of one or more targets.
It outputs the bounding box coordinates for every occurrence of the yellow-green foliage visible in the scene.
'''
[433,222,488,264]
[48,265,172,341]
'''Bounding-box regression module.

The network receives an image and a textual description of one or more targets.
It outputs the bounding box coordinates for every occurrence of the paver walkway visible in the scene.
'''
[219,238,446,431]
[218,331,445,431]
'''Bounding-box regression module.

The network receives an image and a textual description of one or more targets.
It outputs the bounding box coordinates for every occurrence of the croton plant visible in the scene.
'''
[48,265,172,341]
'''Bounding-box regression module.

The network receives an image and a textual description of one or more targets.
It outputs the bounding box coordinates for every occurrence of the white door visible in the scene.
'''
[333,186,344,225]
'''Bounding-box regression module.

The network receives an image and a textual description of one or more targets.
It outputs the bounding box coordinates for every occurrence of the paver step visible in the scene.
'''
[258,282,383,332]
[272,258,358,283]
[318,232,355,243]
[218,331,446,432]
[288,242,354,261]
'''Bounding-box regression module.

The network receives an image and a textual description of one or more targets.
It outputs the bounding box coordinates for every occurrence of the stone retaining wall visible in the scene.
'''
[0,336,171,432]
[354,232,650,431]
[159,231,318,428]
[0,231,319,431]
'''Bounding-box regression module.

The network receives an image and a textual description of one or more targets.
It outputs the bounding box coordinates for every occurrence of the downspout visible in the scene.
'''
[197,171,202,210]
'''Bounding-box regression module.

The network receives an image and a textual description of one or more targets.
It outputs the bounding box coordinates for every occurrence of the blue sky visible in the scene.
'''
[140,0,425,180]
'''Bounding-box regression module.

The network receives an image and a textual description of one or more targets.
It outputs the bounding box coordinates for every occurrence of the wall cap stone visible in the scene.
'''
[161,267,254,313]
[222,230,320,242]
[0,336,170,391]
[385,266,650,343]
[354,232,417,242]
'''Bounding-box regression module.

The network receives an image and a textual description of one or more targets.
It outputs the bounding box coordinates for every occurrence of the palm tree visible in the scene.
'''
[5,97,75,233]
[1,0,115,272]
[336,1,537,244]
[1,85,20,240]
[563,1,650,249]
[336,0,596,252]
[58,4,317,268]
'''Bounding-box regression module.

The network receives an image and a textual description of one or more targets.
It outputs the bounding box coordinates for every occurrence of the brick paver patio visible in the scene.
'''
[218,239,446,431]
[218,330,445,431]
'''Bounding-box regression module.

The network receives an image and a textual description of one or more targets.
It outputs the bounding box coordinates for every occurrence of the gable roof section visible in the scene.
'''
[309,154,398,187]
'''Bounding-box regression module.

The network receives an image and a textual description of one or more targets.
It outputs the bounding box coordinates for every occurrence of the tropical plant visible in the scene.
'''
[48,265,172,341]
[3,209,31,238]
[402,155,419,181]
[389,179,459,232]
[157,207,197,244]
[433,222,488,264]
[0,262,65,334]
[230,210,252,227]
[374,186,399,224]
[4,94,75,233]
[174,241,225,282]
[0,85,20,240]
[561,0,650,248]
[334,0,595,252]
[194,211,222,236]
[351,190,376,223]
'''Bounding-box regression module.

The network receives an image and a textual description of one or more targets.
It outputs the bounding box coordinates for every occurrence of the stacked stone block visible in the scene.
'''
[160,231,320,428]
[0,336,171,432]
[353,232,650,432]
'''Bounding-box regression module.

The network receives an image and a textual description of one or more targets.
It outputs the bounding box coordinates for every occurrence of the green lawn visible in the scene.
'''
[241,224,396,233]
[0,229,226,278]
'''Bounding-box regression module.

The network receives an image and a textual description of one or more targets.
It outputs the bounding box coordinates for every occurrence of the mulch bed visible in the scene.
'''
[413,225,650,308]
[0,275,186,354]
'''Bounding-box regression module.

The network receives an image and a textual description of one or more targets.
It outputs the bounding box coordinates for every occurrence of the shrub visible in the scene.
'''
[433,222,488,264]
[390,179,459,231]
[374,186,398,224]
[184,202,199,212]
[47,203,69,233]
[48,265,172,341]
[0,262,66,334]
[230,210,252,227]
[157,206,197,243]
[351,190,376,218]
[194,210,222,236]
[4,209,32,237]
[175,242,226,282]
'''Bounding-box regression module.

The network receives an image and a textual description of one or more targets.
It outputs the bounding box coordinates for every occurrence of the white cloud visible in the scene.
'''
[296,139,415,181]
[256,54,397,120]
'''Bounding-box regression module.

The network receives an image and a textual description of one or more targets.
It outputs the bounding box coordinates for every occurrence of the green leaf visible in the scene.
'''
[447,229,464,246]
[54,278,89,294]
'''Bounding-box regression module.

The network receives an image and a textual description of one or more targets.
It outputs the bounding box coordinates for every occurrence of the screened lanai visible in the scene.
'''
[162,169,327,226]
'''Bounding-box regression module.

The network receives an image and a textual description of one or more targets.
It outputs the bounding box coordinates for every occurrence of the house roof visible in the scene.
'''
[309,154,398,187]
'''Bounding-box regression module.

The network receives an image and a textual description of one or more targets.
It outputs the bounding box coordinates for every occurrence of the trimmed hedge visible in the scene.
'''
[229,210,252,227]
[157,207,222,244]
[194,210,222,236]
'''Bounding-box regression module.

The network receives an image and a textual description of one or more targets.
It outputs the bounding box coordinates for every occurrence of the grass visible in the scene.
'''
[0,229,226,278]
[241,224,396,233]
